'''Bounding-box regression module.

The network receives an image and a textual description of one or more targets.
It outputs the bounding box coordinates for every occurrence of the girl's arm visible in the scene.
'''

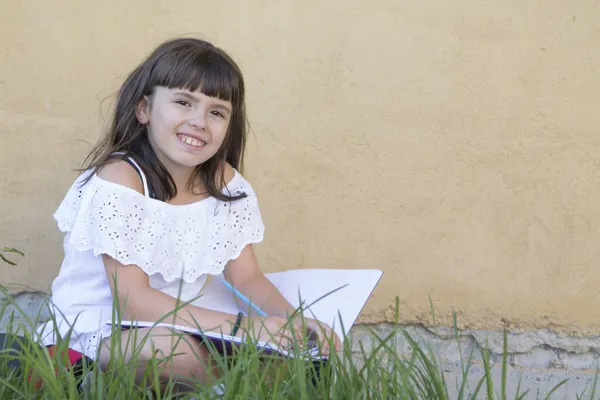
[103,255,240,334]
[223,245,296,318]
[224,245,342,353]
[103,255,306,349]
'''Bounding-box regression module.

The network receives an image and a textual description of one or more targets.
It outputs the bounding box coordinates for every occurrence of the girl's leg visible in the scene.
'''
[97,327,219,392]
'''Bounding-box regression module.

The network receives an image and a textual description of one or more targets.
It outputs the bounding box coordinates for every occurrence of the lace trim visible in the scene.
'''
[54,171,265,282]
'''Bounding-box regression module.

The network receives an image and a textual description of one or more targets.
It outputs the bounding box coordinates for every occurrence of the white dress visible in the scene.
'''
[36,159,265,360]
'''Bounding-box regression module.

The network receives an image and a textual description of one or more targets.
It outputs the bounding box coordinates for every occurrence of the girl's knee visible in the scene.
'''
[145,327,204,356]
[100,327,210,375]
[142,328,212,380]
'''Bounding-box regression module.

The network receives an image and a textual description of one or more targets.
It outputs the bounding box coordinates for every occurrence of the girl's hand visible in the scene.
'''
[294,317,342,356]
[236,315,342,356]
[238,316,304,350]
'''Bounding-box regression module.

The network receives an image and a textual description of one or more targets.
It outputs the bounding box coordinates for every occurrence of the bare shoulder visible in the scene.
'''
[96,159,145,194]
[223,162,236,184]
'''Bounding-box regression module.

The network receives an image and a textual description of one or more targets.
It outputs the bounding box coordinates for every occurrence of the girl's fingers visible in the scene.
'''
[270,320,344,355]
[278,335,292,350]
[275,327,298,349]
[279,331,297,351]
[295,327,306,343]
[322,336,330,355]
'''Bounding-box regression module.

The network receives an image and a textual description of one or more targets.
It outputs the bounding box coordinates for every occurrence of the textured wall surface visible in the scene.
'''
[1,1,599,334]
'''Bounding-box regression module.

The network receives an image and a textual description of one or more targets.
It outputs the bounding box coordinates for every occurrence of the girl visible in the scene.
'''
[37,37,340,389]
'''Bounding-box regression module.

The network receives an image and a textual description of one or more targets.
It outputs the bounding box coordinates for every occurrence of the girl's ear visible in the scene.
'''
[136,96,150,124]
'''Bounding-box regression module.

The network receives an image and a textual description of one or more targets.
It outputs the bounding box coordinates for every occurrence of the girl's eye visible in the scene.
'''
[175,100,192,107]
[210,111,225,119]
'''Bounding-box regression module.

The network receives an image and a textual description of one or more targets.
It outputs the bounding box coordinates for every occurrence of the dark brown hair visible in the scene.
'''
[82,37,247,202]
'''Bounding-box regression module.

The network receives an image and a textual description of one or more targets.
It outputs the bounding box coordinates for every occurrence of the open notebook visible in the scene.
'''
[109,268,383,360]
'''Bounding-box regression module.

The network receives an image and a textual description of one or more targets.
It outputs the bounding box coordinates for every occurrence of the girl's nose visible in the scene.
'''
[187,113,206,130]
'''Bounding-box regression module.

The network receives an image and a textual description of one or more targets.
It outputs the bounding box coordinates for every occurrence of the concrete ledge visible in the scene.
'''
[350,323,600,398]
[0,291,50,333]
[350,323,600,370]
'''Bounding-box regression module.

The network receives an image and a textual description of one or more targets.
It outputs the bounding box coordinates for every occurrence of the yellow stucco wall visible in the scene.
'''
[1,1,599,334]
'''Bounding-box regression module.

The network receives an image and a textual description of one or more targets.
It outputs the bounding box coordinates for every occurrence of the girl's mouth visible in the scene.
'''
[177,134,205,148]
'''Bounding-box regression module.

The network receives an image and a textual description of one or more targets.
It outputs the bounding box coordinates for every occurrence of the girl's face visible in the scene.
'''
[137,86,232,173]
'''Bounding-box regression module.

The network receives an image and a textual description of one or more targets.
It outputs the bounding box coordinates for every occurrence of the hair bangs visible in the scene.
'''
[151,49,241,104]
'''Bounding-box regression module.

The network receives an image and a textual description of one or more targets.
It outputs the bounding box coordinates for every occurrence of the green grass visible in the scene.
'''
[0,292,597,399]
[0,247,24,267]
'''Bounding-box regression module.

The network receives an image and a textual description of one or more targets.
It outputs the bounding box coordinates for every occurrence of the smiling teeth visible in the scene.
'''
[179,135,204,147]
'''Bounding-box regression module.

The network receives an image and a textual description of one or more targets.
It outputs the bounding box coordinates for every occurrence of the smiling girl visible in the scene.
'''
[37,37,339,391]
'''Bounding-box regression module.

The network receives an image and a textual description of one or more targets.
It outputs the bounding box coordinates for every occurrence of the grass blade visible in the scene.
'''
[501,329,508,400]
[469,376,486,400]
[544,378,568,400]
[402,330,449,400]
[481,346,495,400]
[588,372,598,400]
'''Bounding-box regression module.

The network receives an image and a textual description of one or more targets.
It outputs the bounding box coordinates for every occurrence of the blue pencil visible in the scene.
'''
[221,279,268,317]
